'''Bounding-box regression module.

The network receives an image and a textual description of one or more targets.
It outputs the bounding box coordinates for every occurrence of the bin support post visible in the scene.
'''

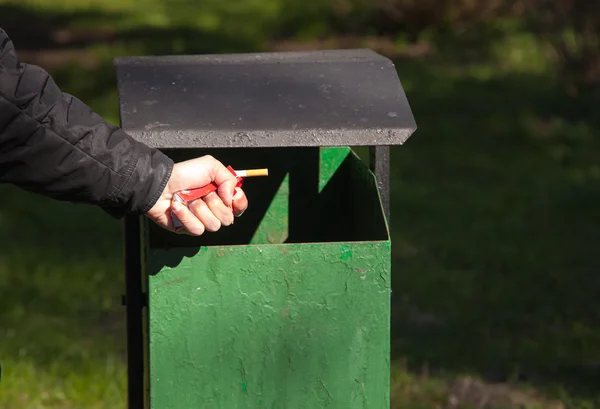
[369,145,391,223]
[123,214,145,409]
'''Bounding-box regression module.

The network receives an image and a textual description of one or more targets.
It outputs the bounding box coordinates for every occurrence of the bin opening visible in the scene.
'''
[146,147,389,249]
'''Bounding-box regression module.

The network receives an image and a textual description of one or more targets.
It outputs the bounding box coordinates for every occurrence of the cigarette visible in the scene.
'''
[235,168,269,177]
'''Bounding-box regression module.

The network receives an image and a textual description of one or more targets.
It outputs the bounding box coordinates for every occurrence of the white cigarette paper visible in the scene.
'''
[235,169,269,177]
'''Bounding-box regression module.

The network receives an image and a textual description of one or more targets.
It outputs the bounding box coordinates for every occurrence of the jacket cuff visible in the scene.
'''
[140,153,172,214]
[105,133,174,217]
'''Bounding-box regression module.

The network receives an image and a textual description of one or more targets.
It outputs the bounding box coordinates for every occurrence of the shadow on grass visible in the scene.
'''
[0,4,125,49]
[1,3,263,54]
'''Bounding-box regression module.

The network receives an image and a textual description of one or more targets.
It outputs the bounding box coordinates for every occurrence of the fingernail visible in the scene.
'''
[233,188,242,200]
[172,202,182,212]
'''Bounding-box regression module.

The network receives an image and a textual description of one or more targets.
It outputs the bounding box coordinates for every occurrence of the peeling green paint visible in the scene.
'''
[148,242,390,409]
[340,244,352,261]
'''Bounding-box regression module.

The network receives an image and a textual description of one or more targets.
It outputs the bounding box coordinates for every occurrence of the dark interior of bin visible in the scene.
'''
[146,147,389,248]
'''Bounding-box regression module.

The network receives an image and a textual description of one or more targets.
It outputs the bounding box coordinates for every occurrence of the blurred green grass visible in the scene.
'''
[1,1,600,408]
[0,186,126,407]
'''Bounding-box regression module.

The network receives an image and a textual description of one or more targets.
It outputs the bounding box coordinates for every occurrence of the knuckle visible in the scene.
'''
[190,200,205,213]
[203,192,218,203]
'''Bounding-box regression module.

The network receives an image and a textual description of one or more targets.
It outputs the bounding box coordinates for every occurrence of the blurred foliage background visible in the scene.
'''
[1,0,599,408]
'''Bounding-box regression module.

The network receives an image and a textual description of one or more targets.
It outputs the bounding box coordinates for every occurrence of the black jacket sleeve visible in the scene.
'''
[0,27,173,218]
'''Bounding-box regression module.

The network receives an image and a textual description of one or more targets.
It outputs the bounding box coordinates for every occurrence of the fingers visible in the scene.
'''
[170,190,240,236]
[232,187,248,217]
[170,201,205,235]
[202,192,234,226]
[166,155,252,237]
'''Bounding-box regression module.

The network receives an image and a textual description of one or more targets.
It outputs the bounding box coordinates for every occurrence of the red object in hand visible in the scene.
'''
[174,165,243,205]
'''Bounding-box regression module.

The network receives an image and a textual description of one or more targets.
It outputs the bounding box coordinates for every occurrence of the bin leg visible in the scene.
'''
[123,214,145,409]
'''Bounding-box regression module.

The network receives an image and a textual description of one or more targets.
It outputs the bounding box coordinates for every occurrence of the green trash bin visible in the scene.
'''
[115,49,416,409]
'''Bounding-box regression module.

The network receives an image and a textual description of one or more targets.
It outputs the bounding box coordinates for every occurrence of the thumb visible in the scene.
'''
[208,160,237,207]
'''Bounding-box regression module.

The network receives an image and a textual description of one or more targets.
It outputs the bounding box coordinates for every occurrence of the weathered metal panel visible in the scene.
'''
[114,49,416,149]
[147,241,391,409]
[143,147,391,408]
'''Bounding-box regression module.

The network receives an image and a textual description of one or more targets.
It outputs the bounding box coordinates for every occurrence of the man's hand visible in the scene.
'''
[146,155,249,235]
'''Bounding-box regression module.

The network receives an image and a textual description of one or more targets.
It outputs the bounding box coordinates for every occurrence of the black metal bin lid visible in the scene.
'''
[114,49,416,149]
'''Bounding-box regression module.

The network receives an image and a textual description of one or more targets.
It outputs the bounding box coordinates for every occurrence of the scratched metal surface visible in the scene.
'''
[114,49,416,148]
[147,242,391,409]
